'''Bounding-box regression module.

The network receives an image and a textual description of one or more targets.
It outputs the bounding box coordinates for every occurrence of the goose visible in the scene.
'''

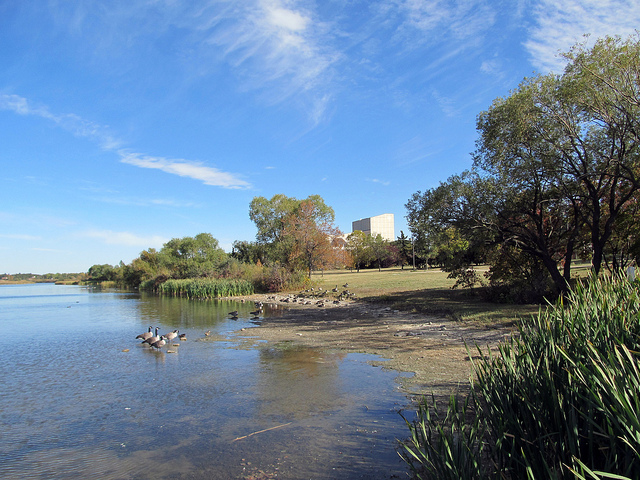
[204,330,211,336]
[178,333,187,341]
[228,310,238,317]
[165,330,179,344]
[332,285,338,293]
[343,283,349,288]
[142,327,160,346]
[249,310,261,316]
[151,335,166,350]
[136,326,153,341]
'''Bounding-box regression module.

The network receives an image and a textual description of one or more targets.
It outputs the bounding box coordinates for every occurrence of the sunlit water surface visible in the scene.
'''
[0,284,414,479]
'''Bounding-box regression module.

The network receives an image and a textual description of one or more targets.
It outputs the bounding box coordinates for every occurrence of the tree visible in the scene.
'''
[231,240,267,265]
[561,35,640,273]
[369,234,390,271]
[393,231,413,269]
[281,200,343,278]
[345,230,372,272]
[159,233,227,279]
[88,264,117,282]
[249,194,335,264]
[408,35,640,298]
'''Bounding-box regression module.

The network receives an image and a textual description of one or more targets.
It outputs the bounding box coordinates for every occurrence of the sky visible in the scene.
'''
[1,0,639,274]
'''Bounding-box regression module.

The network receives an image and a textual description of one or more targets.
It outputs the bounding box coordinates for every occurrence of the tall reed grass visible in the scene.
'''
[401,274,640,479]
[156,278,254,298]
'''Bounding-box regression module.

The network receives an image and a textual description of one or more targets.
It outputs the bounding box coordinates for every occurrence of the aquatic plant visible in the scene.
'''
[156,278,254,298]
[401,274,640,479]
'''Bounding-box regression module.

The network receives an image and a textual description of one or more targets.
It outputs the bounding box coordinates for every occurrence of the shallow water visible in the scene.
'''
[0,284,413,479]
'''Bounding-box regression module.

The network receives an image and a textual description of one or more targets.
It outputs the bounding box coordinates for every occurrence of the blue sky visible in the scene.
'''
[2,0,639,274]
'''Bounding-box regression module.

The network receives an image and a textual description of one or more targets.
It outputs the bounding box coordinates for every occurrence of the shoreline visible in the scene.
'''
[229,292,513,397]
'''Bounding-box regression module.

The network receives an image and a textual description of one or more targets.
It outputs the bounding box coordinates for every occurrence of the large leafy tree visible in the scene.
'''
[407,34,640,298]
[159,233,227,279]
[281,200,343,277]
[249,194,335,264]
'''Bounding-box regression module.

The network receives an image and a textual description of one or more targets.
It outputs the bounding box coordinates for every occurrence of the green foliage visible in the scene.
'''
[160,233,227,278]
[402,274,640,479]
[88,263,118,282]
[406,34,640,299]
[156,278,254,298]
[401,395,488,480]
[393,231,413,268]
[346,230,372,272]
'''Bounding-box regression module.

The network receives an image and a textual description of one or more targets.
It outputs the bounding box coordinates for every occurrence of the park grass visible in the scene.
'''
[312,267,539,326]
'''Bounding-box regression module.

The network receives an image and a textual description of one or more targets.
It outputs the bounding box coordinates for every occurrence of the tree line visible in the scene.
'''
[88,195,412,292]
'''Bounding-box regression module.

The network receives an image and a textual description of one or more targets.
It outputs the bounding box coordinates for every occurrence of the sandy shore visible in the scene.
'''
[230,292,514,397]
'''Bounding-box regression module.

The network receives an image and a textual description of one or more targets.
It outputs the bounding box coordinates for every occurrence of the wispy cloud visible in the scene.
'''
[366,178,391,186]
[119,152,250,189]
[398,0,496,41]
[0,94,121,150]
[525,0,640,73]
[0,93,251,189]
[202,0,340,123]
[87,195,201,208]
[82,229,167,247]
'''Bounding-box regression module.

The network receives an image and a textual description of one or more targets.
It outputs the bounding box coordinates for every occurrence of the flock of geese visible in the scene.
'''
[135,326,184,350]
[136,301,265,350]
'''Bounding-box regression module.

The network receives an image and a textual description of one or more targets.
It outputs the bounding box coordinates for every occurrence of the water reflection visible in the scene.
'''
[0,285,410,479]
[257,343,347,420]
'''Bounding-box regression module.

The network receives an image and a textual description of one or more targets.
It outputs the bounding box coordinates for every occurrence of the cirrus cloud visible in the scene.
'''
[119,152,250,189]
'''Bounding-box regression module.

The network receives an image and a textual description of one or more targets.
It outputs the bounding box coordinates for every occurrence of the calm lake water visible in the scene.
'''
[0,283,415,479]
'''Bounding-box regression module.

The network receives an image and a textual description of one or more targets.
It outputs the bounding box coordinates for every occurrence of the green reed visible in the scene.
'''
[402,275,640,479]
[157,278,254,298]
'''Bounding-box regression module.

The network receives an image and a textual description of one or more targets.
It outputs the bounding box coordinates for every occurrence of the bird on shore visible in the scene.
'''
[136,326,153,341]
[142,327,160,346]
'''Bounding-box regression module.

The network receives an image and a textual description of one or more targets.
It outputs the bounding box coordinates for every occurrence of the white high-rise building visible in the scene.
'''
[352,213,395,242]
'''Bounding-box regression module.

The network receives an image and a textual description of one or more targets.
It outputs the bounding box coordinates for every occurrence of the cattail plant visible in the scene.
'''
[156,278,254,298]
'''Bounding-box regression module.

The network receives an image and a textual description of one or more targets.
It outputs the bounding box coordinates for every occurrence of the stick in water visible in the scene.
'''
[232,422,292,442]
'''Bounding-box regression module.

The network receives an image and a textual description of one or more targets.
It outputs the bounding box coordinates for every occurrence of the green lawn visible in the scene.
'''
[311,267,540,325]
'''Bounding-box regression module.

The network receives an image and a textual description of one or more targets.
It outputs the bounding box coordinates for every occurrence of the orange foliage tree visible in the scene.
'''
[282,200,344,277]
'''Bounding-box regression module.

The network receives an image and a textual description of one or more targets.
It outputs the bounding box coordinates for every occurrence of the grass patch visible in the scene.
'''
[312,267,538,324]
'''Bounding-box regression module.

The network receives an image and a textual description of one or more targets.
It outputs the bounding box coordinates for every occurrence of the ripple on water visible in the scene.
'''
[0,284,411,479]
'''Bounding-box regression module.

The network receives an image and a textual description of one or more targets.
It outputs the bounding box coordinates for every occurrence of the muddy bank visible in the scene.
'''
[230,293,515,397]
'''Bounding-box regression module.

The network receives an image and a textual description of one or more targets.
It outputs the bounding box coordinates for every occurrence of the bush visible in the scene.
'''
[401,274,640,479]
[253,265,309,293]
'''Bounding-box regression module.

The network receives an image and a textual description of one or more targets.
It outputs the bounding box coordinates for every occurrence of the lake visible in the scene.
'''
[0,283,415,479]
